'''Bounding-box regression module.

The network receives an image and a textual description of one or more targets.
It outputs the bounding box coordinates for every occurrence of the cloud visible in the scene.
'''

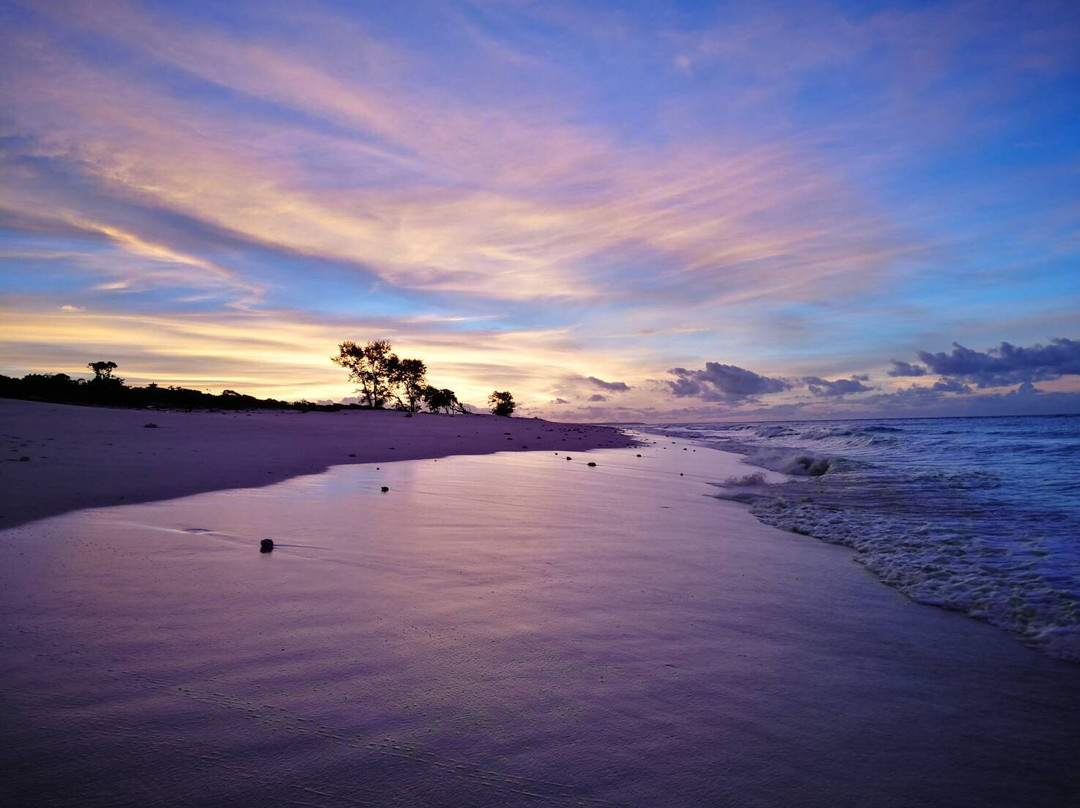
[0,0,914,314]
[552,397,569,404]
[588,393,607,402]
[668,365,876,402]
[888,360,927,377]
[0,301,642,407]
[848,379,1080,418]
[667,362,791,402]
[586,376,630,392]
[802,374,873,397]
[914,338,1080,388]
[930,377,971,393]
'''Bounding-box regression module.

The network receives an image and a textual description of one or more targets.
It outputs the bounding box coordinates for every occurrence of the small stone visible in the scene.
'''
[348,453,356,457]
[381,486,390,493]
[260,539,274,553]
[587,462,597,467]
[566,456,572,461]
[19,456,30,462]
[143,423,159,429]
[636,454,642,457]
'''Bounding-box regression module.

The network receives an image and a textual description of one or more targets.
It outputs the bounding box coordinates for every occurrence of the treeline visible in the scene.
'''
[1,342,517,416]
[0,362,347,412]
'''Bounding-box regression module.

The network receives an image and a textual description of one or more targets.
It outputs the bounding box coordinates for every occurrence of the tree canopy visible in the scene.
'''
[331,340,397,408]
[390,357,428,412]
[88,360,121,384]
[488,390,515,416]
[333,340,483,414]
[421,386,467,415]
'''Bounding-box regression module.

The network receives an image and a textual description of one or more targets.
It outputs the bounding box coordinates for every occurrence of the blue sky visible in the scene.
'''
[1,0,1078,419]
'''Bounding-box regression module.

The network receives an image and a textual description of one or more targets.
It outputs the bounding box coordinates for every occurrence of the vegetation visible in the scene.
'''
[88,360,121,383]
[332,340,397,408]
[390,358,428,413]
[421,386,467,415]
[2,344,517,417]
[488,390,516,416]
[0,364,350,412]
[332,339,495,415]
[331,340,432,412]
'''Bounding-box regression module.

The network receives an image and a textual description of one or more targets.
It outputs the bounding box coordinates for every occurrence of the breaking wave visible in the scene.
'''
[645,416,1080,661]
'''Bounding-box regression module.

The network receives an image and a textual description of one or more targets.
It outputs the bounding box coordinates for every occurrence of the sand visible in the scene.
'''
[2,431,1078,807]
[0,398,633,530]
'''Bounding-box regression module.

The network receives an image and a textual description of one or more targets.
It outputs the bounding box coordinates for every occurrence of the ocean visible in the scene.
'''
[641,415,1080,660]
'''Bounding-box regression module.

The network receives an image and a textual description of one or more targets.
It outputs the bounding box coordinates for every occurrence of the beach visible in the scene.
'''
[2,403,1079,807]
[0,399,632,530]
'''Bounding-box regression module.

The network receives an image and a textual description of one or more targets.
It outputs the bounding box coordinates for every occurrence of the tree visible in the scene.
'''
[332,340,398,408]
[390,358,428,412]
[488,390,515,417]
[422,385,467,415]
[88,361,120,383]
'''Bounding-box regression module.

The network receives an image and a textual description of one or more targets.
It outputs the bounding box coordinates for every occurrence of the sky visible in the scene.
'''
[1,0,1078,421]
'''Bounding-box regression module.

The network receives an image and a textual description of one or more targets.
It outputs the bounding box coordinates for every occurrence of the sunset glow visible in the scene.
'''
[2,0,1078,418]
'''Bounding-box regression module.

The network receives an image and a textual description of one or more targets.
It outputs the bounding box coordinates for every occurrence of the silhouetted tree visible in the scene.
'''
[422,385,467,415]
[488,390,515,416]
[390,357,428,412]
[332,340,398,408]
[88,360,122,385]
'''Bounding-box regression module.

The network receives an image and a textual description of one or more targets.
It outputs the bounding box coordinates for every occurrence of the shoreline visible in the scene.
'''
[0,398,634,530]
[641,420,1080,662]
[3,438,1078,806]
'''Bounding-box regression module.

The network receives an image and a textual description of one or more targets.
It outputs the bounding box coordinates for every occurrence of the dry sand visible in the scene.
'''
[0,398,632,529]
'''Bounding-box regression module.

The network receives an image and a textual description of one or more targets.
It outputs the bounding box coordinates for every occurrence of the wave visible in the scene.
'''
[714,474,1079,661]
[742,449,837,477]
[647,416,1080,662]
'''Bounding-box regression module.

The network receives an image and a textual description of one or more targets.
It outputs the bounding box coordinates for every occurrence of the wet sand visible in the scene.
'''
[0,398,632,529]
[2,439,1078,807]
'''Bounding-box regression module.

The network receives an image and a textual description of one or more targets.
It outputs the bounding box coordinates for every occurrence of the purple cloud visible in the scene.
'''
[802,375,874,397]
[587,376,630,392]
[888,360,928,377]
[668,362,791,402]
[915,339,1080,388]
[930,378,971,393]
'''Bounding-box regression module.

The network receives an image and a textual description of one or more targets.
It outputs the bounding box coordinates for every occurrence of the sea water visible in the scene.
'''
[642,415,1080,660]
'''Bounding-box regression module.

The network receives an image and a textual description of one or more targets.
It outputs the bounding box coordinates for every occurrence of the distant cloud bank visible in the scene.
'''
[890,339,1080,388]
[659,337,1080,419]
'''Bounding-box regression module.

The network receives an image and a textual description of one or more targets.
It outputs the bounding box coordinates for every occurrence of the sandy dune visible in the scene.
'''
[0,399,633,529]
